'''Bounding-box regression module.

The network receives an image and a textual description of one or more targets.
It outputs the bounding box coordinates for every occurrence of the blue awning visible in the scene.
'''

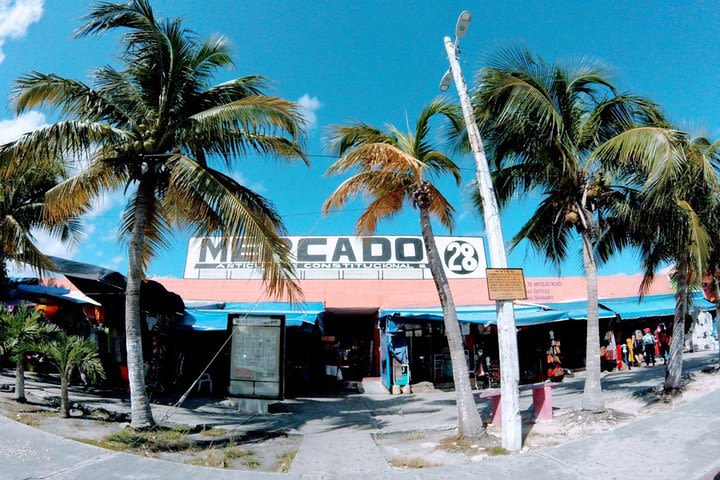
[380,304,569,327]
[599,293,715,320]
[534,300,616,320]
[16,284,101,306]
[181,309,231,331]
[180,301,325,331]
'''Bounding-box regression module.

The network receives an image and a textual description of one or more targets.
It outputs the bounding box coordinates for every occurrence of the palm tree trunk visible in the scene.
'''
[15,355,26,402]
[60,370,69,418]
[0,256,8,289]
[713,276,720,366]
[419,206,485,438]
[125,178,155,429]
[581,230,604,412]
[665,256,687,391]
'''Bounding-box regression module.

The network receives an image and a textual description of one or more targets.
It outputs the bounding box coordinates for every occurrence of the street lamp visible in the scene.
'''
[440,10,522,452]
[455,10,471,41]
[439,11,470,91]
[439,70,452,91]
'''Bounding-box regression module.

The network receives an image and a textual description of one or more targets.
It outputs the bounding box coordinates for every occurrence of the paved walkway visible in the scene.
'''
[1,351,719,479]
[1,387,719,479]
[290,431,390,476]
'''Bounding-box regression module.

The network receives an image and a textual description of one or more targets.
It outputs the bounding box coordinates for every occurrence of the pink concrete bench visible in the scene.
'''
[477,382,559,425]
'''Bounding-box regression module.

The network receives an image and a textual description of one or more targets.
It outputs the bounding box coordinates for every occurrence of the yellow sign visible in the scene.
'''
[486,268,527,300]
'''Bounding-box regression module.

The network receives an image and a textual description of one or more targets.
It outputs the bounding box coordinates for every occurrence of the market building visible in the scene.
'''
[35,234,719,398]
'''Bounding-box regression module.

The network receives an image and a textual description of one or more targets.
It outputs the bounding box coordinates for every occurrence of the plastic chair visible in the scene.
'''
[196,373,213,393]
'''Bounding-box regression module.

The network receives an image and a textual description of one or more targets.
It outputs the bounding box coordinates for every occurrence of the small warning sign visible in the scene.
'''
[486,268,527,300]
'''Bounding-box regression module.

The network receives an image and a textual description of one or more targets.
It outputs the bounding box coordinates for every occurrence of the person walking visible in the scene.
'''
[621,341,631,370]
[633,330,644,367]
[643,328,656,366]
[658,323,670,364]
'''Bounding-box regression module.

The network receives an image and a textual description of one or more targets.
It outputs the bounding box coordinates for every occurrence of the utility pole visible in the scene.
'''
[440,12,522,451]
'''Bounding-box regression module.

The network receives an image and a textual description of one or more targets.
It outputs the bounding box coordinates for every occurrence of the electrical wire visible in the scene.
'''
[152,290,267,428]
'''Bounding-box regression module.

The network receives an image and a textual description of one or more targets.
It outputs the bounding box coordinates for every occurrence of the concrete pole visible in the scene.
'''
[443,36,522,451]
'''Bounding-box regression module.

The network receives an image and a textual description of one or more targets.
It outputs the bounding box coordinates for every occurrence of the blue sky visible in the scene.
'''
[1,0,719,278]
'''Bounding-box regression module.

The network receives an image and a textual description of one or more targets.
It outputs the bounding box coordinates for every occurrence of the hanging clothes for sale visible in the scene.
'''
[546,330,564,382]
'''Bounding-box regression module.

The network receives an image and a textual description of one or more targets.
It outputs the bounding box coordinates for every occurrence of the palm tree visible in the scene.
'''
[627,134,720,391]
[4,0,306,429]
[35,332,105,417]
[323,99,485,438]
[473,46,681,412]
[0,304,59,402]
[0,157,82,286]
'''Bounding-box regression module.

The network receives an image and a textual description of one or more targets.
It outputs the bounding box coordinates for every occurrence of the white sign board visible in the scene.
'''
[184,235,486,280]
[229,315,284,399]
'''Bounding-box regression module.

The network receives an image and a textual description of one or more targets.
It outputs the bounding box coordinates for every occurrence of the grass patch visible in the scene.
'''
[201,427,227,438]
[437,435,480,454]
[186,446,259,469]
[225,447,254,459]
[186,450,228,469]
[74,437,133,452]
[403,431,427,441]
[14,413,39,427]
[99,426,191,452]
[274,449,297,473]
[13,409,56,427]
[242,457,261,468]
[487,446,509,456]
[225,447,260,468]
[388,455,438,469]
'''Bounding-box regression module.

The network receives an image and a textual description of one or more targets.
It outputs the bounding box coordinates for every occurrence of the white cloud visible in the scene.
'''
[0,110,46,144]
[86,189,126,219]
[296,93,321,130]
[231,170,266,194]
[0,0,44,64]
[32,229,78,258]
[99,256,124,272]
[147,273,178,279]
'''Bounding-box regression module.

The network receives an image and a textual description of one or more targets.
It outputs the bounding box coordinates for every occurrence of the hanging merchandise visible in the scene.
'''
[546,330,564,382]
[692,310,716,352]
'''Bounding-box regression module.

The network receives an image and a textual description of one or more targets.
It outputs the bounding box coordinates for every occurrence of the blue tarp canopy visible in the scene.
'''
[599,293,715,320]
[380,293,716,327]
[380,304,569,327]
[15,284,101,306]
[533,300,616,320]
[180,301,325,331]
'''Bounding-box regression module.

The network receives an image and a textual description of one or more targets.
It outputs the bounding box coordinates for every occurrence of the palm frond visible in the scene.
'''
[190,96,306,145]
[167,155,301,301]
[355,189,406,235]
[591,126,686,192]
[0,121,130,171]
[326,143,421,176]
[44,159,127,222]
[327,123,398,157]
[511,195,573,267]
[322,171,407,213]
[75,0,157,38]
[13,72,133,125]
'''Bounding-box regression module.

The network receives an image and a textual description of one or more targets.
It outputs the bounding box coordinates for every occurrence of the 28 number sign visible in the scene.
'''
[443,240,480,275]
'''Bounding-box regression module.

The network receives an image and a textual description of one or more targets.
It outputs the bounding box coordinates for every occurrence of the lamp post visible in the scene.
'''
[440,10,522,451]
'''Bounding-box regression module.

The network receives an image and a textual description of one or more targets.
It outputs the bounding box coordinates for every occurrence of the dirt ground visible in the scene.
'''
[374,363,720,469]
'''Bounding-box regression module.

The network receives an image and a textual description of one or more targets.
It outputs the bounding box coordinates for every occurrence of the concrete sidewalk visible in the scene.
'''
[1,387,719,479]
